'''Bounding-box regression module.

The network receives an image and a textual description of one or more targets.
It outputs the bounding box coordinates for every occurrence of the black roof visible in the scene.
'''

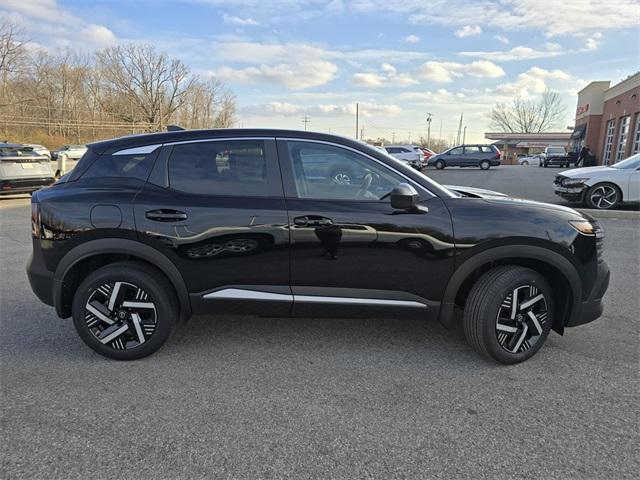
[88,128,362,154]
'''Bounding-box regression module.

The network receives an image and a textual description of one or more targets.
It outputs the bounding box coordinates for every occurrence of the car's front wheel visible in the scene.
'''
[72,261,177,360]
[586,182,621,209]
[521,160,529,166]
[463,266,553,364]
[434,159,445,170]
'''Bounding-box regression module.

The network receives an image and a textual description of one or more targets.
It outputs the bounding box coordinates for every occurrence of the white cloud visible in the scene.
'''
[352,72,386,87]
[222,13,259,26]
[585,32,603,50]
[494,66,572,96]
[351,0,640,37]
[455,25,482,38]
[214,60,338,89]
[494,35,509,44]
[398,89,466,103]
[80,24,118,47]
[242,100,401,117]
[415,60,504,83]
[405,34,420,43]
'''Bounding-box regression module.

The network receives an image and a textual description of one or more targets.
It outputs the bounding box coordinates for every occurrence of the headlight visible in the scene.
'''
[562,177,588,187]
[569,220,596,235]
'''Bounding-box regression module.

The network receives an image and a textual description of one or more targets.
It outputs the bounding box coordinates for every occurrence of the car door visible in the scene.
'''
[627,167,640,201]
[133,137,291,316]
[463,145,481,166]
[446,147,464,166]
[277,138,456,319]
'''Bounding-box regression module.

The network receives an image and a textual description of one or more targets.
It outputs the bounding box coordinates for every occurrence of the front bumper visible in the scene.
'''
[554,185,587,203]
[566,260,610,327]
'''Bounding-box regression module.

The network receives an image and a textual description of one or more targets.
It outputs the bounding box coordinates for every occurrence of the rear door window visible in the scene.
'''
[168,139,282,197]
[464,146,481,154]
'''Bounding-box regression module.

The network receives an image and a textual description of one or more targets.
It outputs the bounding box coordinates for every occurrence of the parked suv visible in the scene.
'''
[384,145,423,169]
[0,143,55,194]
[51,144,87,161]
[427,144,501,170]
[27,129,609,363]
[542,146,571,168]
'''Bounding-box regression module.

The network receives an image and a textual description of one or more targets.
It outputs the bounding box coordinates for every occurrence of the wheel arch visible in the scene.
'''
[439,245,582,334]
[53,238,191,320]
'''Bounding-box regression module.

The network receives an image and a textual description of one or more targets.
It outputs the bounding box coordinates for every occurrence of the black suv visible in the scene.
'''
[27,129,610,363]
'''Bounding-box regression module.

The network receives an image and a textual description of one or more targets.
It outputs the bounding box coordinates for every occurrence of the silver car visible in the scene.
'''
[0,143,55,195]
[52,144,87,160]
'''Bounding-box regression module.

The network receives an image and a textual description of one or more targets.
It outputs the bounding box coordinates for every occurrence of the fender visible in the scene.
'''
[53,238,191,319]
[438,244,582,330]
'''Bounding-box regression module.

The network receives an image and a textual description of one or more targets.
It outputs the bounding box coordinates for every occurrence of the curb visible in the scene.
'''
[578,208,640,219]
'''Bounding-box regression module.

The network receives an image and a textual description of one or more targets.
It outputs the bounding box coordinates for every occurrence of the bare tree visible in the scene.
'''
[489,90,567,133]
[96,44,194,129]
[0,20,28,104]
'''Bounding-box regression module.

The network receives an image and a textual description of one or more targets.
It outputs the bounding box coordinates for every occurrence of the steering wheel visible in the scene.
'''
[356,172,375,198]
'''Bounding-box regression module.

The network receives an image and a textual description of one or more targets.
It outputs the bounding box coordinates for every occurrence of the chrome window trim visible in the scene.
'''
[277,137,435,197]
[163,136,274,147]
[113,144,161,155]
[203,288,427,308]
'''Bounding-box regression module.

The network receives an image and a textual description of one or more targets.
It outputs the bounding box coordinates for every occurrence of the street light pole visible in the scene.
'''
[426,113,433,146]
[355,102,359,139]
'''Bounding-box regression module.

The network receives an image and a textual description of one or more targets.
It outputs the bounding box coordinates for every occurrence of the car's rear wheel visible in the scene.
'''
[586,182,621,209]
[72,261,177,360]
[479,160,491,170]
[463,266,553,364]
[435,159,445,170]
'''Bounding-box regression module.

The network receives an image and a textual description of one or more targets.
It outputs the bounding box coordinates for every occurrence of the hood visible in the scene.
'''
[561,166,613,177]
[444,184,508,198]
[483,196,586,218]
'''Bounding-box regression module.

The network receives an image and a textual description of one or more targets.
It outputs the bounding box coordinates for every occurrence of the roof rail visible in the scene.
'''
[166,125,185,132]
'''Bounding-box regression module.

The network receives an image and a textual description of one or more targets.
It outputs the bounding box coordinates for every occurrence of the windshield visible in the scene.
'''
[547,148,565,155]
[612,154,640,169]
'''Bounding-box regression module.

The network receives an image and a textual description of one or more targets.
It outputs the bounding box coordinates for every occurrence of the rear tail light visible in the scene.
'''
[494,148,501,159]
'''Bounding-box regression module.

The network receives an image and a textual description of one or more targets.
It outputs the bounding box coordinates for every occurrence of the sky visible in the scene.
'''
[1,0,639,143]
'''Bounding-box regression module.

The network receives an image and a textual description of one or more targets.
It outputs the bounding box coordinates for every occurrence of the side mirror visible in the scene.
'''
[390,183,420,210]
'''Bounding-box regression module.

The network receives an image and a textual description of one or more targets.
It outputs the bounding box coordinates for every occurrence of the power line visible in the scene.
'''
[301,115,311,130]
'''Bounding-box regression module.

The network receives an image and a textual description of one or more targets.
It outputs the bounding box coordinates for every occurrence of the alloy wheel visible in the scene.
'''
[495,285,548,354]
[84,281,157,350]
[589,185,618,209]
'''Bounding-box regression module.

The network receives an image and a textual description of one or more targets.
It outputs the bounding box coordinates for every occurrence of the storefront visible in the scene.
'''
[574,73,639,165]
[484,132,571,164]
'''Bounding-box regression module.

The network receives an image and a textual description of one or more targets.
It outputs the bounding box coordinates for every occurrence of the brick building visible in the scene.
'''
[573,72,640,165]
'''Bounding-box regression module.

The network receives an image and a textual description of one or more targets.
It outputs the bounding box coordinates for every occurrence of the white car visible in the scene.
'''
[518,154,542,166]
[52,144,87,161]
[384,145,423,169]
[553,153,640,209]
[23,144,51,160]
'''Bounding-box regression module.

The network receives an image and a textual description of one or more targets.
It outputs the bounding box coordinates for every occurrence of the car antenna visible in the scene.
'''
[166,125,185,132]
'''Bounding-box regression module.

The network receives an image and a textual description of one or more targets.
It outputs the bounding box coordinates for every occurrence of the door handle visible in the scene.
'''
[145,209,188,222]
[293,215,333,227]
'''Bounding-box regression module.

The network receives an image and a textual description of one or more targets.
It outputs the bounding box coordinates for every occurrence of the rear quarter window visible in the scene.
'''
[82,151,157,181]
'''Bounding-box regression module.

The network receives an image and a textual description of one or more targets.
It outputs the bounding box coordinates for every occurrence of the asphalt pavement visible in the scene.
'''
[1,167,639,479]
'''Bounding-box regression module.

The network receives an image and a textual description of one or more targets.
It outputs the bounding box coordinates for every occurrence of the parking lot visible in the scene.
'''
[1,166,639,479]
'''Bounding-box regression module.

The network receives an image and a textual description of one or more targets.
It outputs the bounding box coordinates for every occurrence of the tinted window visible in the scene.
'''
[83,151,156,180]
[449,147,463,155]
[386,147,399,153]
[169,140,277,196]
[288,141,404,201]
[464,146,481,154]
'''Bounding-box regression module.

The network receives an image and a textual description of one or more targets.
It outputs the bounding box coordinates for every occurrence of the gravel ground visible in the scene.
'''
[1,167,639,479]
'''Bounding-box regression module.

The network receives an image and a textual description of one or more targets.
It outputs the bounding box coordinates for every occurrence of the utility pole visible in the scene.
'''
[426,113,433,146]
[360,127,365,141]
[408,132,411,143]
[456,113,464,145]
[391,132,396,143]
[462,126,467,145]
[355,102,359,139]
[301,115,311,131]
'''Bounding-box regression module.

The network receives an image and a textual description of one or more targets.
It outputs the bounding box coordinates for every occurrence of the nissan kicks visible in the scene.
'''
[27,129,610,363]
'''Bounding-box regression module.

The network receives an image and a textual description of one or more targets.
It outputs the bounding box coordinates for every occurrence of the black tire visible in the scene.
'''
[72,261,178,360]
[479,160,490,170]
[463,265,553,364]
[521,160,529,166]
[435,159,445,170]
[585,182,621,209]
